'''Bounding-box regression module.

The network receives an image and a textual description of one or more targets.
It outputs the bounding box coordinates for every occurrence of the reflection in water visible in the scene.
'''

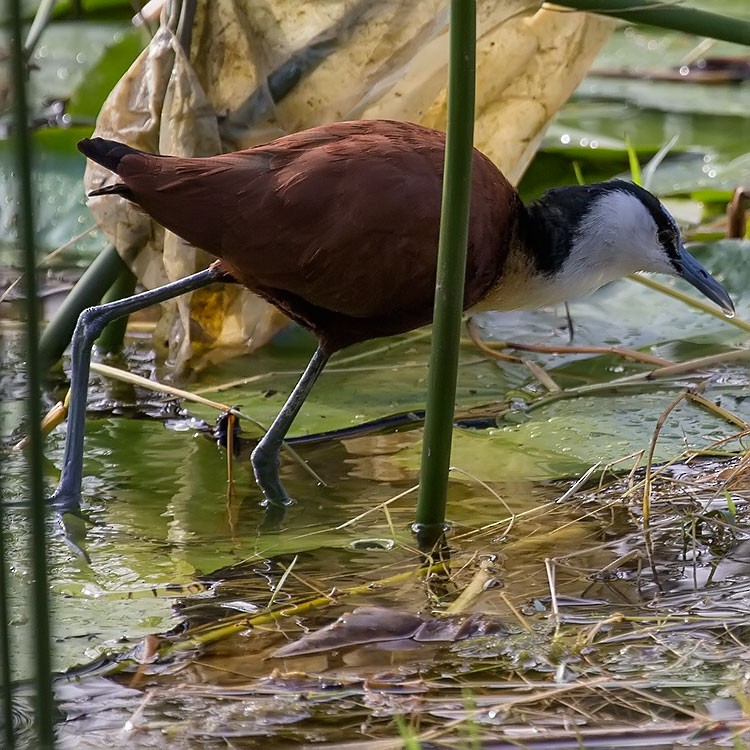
[342,430,422,482]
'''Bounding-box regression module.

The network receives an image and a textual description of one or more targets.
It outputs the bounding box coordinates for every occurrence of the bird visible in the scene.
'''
[54,119,733,513]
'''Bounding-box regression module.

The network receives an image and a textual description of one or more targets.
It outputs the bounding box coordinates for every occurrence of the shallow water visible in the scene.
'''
[4,317,750,748]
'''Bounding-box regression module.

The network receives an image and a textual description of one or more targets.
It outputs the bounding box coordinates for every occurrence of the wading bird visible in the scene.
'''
[53,119,733,512]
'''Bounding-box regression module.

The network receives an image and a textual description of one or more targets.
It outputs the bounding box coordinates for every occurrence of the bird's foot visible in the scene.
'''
[260,492,294,508]
[49,484,83,514]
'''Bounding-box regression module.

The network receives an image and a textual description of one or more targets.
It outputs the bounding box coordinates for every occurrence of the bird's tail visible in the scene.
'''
[77,137,143,172]
[77,137,145,198]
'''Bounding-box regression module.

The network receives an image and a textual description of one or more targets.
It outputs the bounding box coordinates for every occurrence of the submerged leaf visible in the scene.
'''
[272,606,509,658]
[272,607,425,657]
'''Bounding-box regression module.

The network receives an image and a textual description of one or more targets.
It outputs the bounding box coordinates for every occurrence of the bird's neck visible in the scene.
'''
[474,189,645,312]
[471,200,576,312]
[518,199,575,277]
[511,197,629,308]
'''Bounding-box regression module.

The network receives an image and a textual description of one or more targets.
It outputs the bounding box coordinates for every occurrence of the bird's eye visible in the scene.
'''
[657,229,675,248]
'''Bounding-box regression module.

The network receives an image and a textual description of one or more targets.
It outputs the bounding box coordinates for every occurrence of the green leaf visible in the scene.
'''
[625,134,642,186]
[67,28,146,119]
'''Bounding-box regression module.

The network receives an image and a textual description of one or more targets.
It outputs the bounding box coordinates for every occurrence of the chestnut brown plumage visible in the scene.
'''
[86,121,519,353]
[52,119,732,512]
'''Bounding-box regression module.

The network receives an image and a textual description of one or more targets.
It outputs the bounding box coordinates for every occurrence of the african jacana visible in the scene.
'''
[52,119,733,511]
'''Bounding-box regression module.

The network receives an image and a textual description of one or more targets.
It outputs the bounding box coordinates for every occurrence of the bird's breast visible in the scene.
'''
[474,251,623,312]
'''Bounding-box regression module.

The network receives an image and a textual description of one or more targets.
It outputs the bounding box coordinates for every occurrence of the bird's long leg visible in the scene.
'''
[50,264,227,511]
[252,345,330,508]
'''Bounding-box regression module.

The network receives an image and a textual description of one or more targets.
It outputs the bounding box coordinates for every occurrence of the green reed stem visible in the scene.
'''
[10,1,55,746]
[39,244,128,369]
[0,470,13,749]
[554,0,750,47]
[415,0,476,540]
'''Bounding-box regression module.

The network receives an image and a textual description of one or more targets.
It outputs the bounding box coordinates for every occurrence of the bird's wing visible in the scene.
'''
[219,133,447,319]
[111,121,512,323]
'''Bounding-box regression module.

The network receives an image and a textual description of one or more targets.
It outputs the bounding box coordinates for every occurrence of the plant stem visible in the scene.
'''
[10,0,55,746]
[554,0,750,47]
[415,0,476,539]
[38,244,128,369]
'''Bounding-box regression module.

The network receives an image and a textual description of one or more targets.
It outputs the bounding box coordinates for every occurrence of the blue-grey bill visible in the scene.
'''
[674,247,735,316]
